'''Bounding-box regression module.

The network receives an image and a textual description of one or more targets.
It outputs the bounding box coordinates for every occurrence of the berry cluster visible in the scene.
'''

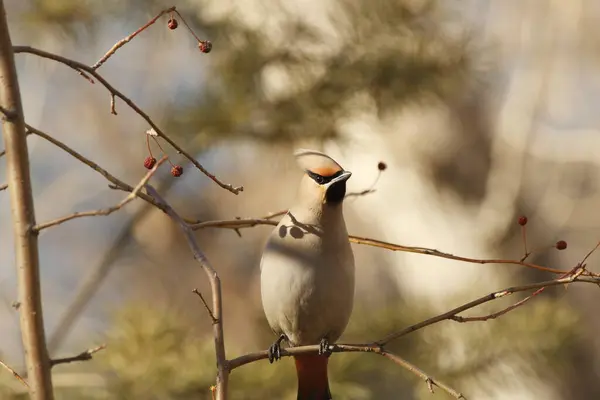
[166,13,212,54]
[143,133,184,177]
[140,13,214,177]
[517,215,568,252]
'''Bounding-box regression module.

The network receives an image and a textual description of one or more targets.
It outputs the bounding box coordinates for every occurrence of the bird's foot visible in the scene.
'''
[268,334,287,364]
[318,337,332,357]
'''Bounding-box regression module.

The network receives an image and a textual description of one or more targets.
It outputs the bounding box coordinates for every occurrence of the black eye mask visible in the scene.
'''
[306,170,344,185]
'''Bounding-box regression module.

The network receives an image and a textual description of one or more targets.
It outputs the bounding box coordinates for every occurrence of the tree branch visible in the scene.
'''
[227,344,465,399]
[145,185,228,400]
[375,273,598,345]
[91,7,176,70]
[0,1,54,397]
[33,157,167,232]
[49,345,106,368]
[12,46,243,195]
[0,359,29,388]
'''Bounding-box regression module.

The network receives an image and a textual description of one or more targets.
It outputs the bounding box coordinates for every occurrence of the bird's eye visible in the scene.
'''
[315,175,325,184]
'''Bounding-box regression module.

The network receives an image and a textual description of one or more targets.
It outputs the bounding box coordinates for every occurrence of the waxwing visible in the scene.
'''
[260,149,355,400]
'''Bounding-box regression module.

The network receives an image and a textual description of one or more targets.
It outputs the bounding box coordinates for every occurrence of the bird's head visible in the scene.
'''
[294,149,352,205]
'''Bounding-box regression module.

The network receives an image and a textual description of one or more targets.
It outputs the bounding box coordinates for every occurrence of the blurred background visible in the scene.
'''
[1,0,600,398]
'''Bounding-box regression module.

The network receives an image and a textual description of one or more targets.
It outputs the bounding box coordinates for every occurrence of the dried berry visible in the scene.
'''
[167,18,178,30]
[144,156,157,169]
[377,161,387,171]
[518,216,528,226]
[171,165,183,177]
[199,40,212,53]
[555,240,567,250]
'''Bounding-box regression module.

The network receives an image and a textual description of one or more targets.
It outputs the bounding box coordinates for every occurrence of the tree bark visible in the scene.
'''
[0,1,54,398]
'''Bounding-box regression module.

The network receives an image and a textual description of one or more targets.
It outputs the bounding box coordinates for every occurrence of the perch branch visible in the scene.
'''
[229,272,600,398]
[0,182,7,191]
[0,359,29,388]
[33,157,166,231]
[0,1,54,397]
[145,185,228,400]
[50,344,106,368]
[227,344,465,399]
[12,46,243,195]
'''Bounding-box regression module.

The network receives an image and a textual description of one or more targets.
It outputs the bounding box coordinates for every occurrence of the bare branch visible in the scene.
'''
[145,185,229,399]
[188,216,597,277]
[50,344,106,368]
[12,120,182,218]
[0,359,29,388]
[0,148,5,157]
[375,273,599,345]
[0,182,7,191]
[227,344,465,399]
[91,7,176,70]
[109,93,117,115]
[13,46,243,195]
[0,1,54,396]
[192,288,218,324]
[33,157,167,232]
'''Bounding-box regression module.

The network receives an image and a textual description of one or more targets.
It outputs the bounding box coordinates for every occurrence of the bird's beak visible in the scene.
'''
[329,170,352,185]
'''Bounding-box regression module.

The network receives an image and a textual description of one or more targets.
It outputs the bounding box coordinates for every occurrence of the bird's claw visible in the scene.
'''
[268,334,287,363]
[319,337,332,357]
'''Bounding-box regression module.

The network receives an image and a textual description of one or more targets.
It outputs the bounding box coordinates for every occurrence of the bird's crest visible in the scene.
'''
[294,149,343,177]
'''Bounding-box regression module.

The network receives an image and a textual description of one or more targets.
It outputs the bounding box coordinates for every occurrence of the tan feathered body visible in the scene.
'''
[260,150,355,400]
[260,179,355,346]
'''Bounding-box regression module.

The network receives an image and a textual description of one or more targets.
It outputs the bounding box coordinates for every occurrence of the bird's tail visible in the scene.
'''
[294,354,332,400]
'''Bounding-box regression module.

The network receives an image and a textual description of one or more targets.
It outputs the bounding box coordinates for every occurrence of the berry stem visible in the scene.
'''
[521,225,528,259]
[151,136,175,167]
[173,10,203,43]
[146,135,154,158]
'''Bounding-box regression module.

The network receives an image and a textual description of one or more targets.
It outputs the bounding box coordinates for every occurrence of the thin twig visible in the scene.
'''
[12,120,180,218]
[0,359,29,388]
[0,148,5,157]
[188,217,596,277]
[0,182,7,191]
[91,7,176,70]
[227,344,465,399]
[145,185,228,399]
[580,241,600,265]
[33,157,167,232]
[193,288,218,324]
[13,46,244,195]
[375,274,599,345]
[451,264,584,323]
[110,93,117,115]
[50,344,106,368]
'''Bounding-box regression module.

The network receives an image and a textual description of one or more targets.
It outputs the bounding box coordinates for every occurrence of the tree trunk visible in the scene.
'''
[0,1,54,398]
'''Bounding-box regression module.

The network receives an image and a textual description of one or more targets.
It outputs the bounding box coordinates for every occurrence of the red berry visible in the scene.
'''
[377,161,387,171]
[144,156,157,169]
[518,216,528,226]
[167,18,178,30]
[199,40,212,53]
[171,165,183,177]
[555,240,567,250]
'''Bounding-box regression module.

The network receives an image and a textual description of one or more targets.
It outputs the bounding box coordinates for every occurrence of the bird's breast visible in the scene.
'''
[260,211,355,346]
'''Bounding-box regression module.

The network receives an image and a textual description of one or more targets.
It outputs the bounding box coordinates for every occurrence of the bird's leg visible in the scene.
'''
[318,337,332,357]
[268,333,287,363]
